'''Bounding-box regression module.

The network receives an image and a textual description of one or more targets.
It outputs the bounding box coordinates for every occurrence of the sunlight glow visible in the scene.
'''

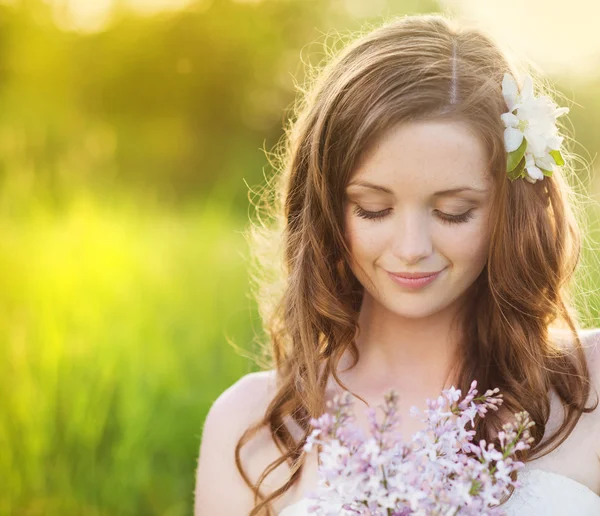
[441,0,600,78]
[125,0,195,14]
[48,0,197,33]
[52,0,113,33]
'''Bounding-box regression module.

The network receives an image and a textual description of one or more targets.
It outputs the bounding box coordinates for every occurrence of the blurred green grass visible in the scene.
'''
[0,189,259,515]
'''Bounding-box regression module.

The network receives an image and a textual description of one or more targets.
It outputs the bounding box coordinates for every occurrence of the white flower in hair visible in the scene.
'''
[501,72,569,183]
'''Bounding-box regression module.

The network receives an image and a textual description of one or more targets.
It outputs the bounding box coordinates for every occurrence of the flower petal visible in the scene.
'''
[524,128,548,157]
[534,154,556,171]
[500,112,519,128]
[502,73,519,111]
[525,163,544,181]
[504,127,523,153]
[520,74,534,101]
[546,134,563,150]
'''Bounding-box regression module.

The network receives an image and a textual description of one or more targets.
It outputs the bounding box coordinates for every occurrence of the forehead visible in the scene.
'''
[349,119,491,195]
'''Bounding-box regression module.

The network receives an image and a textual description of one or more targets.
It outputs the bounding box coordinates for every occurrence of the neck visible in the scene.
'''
[334,292,466,397]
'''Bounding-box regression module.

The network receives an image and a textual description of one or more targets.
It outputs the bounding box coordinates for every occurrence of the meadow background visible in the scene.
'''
[1,0,600,514]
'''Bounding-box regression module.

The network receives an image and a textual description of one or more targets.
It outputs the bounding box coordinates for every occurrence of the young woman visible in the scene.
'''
[195,13,600,516]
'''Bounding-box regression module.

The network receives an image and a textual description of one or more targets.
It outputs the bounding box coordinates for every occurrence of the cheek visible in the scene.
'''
[345,218,388,258]
[441,220,490,265]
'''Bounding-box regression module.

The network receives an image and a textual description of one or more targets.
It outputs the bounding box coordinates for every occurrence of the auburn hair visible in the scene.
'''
[234,12,598,515]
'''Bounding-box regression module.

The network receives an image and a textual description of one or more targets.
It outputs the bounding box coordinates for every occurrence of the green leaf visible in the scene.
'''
[540,168,553,177]
[549,149,565,166]
[507,137,527,172]
[507,156,525,181]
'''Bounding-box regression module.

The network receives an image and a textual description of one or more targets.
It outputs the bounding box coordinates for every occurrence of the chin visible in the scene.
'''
[385,300,449,319]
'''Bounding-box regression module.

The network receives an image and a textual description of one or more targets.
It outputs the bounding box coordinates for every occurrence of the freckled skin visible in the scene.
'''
[344,119,494,320]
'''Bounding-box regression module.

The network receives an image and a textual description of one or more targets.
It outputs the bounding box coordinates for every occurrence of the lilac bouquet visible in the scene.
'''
[303,380,535,515]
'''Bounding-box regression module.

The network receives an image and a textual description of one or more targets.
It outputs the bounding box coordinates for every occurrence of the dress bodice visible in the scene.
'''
[278,466,600,515]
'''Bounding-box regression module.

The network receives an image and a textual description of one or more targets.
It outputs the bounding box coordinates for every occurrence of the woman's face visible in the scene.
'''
[343,119,494,319]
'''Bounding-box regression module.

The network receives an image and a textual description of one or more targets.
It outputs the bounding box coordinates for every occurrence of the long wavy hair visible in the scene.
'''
[235,13,598,515]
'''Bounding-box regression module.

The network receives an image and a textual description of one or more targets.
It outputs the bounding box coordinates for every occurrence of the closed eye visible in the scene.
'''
[435,209,475,224]
[352,205,475,224]
[352,205,390,221]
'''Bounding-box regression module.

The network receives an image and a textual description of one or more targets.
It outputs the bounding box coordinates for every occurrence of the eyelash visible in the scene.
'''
[352,205,475,225]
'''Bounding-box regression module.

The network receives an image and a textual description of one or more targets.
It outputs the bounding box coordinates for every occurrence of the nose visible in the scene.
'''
[390,210,433,265]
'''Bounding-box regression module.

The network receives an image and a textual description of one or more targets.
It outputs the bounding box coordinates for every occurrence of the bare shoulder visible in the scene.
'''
[550,326,600,364]
[579,328,600,405]
[553,326,600,421]
[537,328,600,485]
[579,327,600,366]
[204,370,278,426]
[194,370,280,516]
[574,328,600,478]
[550,326,600,392]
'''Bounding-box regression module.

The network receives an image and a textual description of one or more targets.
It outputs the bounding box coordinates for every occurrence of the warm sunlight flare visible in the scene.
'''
[47,0,197,32]
[441,0,600,77]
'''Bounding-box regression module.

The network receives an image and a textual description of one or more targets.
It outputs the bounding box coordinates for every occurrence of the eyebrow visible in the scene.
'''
[346,181,489,197]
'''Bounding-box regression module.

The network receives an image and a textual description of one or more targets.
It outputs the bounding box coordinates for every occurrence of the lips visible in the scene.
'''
[389,270,443,279]
[386,268,446,290]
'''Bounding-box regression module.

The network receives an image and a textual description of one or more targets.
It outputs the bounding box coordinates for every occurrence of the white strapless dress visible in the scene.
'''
[278,466,600,515]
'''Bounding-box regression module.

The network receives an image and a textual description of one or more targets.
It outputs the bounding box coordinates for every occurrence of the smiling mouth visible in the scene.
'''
[385,268,446,290]
[388,270,444,279]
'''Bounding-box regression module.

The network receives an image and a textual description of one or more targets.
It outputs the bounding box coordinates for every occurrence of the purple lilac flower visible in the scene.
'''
[303,380,535,516]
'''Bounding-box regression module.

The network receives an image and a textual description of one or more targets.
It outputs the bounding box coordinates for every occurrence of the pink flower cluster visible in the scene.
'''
[303,380,535,515]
